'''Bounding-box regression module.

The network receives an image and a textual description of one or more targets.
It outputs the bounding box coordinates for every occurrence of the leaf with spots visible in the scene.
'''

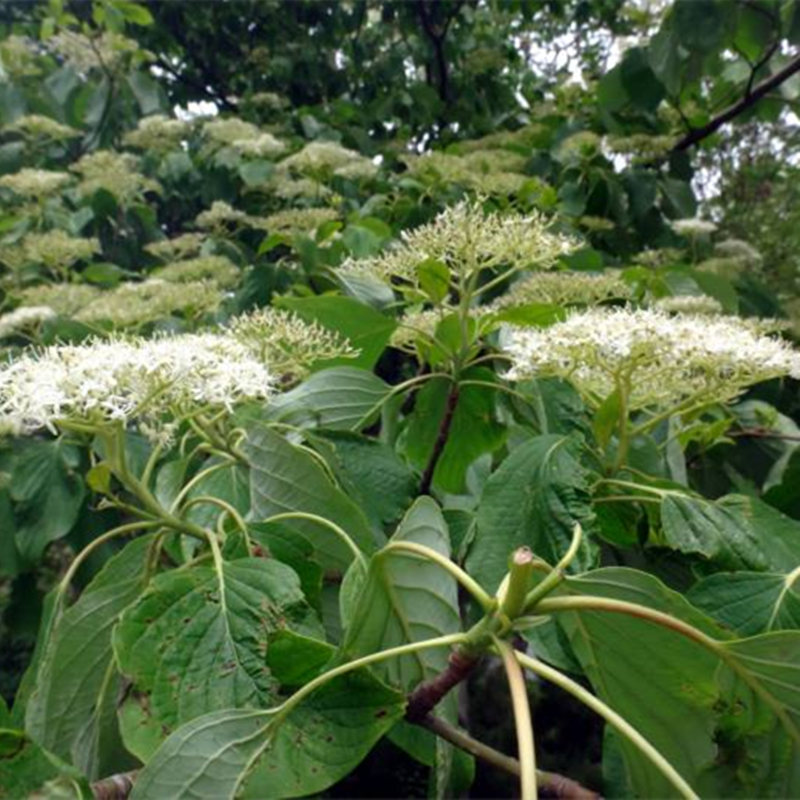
[113,558,324,750]
[130,669,404,799]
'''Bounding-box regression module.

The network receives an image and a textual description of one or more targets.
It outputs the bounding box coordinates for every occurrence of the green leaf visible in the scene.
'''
[183,458,250,531]
[620,48,665,111]
[592,388,621,450]
[310,430,417,531]
[339,497,460,690]
[688,571,800,635]
[130,670,405,799]
[659,493,800,571]
[239,160,274,186]
[243,422,376,570]
[114,558,322,742]
[10,439,85,562]
[672,0,727,52]
[466,434,597,593]
[402,368,506,494]
[25,536,155,778]
[276,295,396,370]
[416,258,450,304]
[266,367,390,431]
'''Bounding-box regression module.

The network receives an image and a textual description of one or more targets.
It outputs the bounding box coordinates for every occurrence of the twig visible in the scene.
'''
[418,715,601,799]
[729,426,800,443]
[419,381,460,495]
[672,52,800,153]
[91,770,137,800]
[406,647,479,721]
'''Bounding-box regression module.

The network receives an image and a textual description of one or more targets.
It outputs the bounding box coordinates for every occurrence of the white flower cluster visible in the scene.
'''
[260,207,338,234]
[194,201,253,233]
[2,231,99,278]
[145,233,207,261]
[123,114,191,151]
[74,279,223,327]
[504,307,800,411]
[0,332,276,438]
[279,141,377,179]
[71,150,160,203]
[201,118,286,159]
[4,115,80,140]
[48,30,145,73]
[340,200,576,289]
[0,306,55,339]
[402,150,529,195]
[492,270,632,309]
[653,295,723,316]
[150,255,240,288]
[713,239,763,270]
[671,218,717,237]
[0,35,40,78]
[0,168,72,198]
[229,307,359,378]
[17,283,100,317]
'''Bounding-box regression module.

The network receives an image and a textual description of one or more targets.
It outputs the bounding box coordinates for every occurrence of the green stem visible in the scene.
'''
[523,523,583,611]
[532,595,800,747]
[382,541,495,611]
[611,377,630,474]
[353,372,449,431]
[498,547,535,621]
[515,652,698,800]
[261,511,366,570]
[180,496,249,539]
[170,460,235,513]
[493,637,537,800]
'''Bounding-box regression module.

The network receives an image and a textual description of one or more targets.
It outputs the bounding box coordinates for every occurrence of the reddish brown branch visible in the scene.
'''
[673,52,800,153]
[730,426,800,443]
[419,382,460,495]
[406,647,479,721]
[91,770,137,800]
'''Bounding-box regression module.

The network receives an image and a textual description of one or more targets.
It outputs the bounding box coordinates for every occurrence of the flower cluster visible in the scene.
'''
[402,150,529,195]
[17,283,100,317]
[260,207,339,235]
[0,332,276,439]
[670,218,717,237]
[653,295,723,315]
[390,306,457,351]
[229,307,358,378]
[0,35,40,78]
[144,233,207,261]
[150,255,240,288]
[0,306,55,340]
[48,30,145,73]
[340,200,576,289]
[491,270,632,309]
[713,238,763,270]
[0,168,72,198]
[4,231,99,279]
[74,279,224,327]
[268,174,330,200]
[123,114,191,151]
[194,201,253,233]
[5,114,80,140]
[233,132,286,159]
[503,307,800,411]
[71,151,159,203]
[279,141,377,179]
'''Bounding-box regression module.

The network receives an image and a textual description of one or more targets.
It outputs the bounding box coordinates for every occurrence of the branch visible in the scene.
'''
[405,646,479,721]
[91,770,137,800]
[673,52,800,153]
[419,381,460,495]
[418,715,600,799]
[730,426,800,443]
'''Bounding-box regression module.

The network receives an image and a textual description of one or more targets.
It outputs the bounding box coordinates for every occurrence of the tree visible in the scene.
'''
[1,2,800,798]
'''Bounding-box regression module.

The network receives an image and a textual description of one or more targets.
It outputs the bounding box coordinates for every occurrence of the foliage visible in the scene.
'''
[1,1,800,798]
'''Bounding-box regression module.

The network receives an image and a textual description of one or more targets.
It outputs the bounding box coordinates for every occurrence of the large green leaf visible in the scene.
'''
[184,458,250,530]
[339,496,460,690]
[25,536,155,778]
[401,368,506,494]
[276,295,396,370]
[9,439,85,562]
[114,558,322,743]
[466,434,597,593]
[244,422,376,570]
[266,367,390,431]
[130,670,405,799]
[549,568,800,797]
[688,570,800,636]
[310,430,417,531]
[659,493,800,571]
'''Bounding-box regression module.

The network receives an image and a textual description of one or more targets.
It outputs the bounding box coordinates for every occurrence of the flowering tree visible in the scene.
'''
[2,2,800,799]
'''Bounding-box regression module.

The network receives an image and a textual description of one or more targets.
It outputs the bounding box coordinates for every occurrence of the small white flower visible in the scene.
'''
[0,306,55,339]
[671,218,717,237]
